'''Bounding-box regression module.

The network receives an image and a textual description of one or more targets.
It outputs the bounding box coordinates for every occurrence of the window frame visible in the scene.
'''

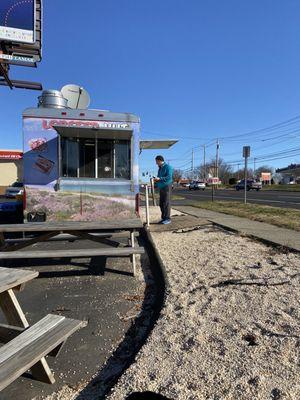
[59,136,132,180]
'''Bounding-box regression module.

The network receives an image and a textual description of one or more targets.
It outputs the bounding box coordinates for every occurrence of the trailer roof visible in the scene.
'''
[23,107,140,123]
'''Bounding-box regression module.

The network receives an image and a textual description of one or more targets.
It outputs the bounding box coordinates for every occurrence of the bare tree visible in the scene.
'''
[173,169,183,185]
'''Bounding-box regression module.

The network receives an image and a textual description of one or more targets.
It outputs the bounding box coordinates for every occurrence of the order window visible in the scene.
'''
[61,137,131,179]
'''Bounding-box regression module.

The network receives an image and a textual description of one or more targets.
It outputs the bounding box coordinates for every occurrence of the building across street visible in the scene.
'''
[276,164,300,184]
[0,149,23,193]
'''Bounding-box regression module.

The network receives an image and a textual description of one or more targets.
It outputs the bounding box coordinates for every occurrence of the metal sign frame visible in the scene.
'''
[0,0,42,90]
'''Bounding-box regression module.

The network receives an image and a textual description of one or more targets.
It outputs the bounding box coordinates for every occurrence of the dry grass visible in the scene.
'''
[193,201,300,231]
[262,184,300,192]
[139,193,184,202]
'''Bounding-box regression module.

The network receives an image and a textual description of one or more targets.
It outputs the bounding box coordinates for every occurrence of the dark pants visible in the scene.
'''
[159,185,171,221]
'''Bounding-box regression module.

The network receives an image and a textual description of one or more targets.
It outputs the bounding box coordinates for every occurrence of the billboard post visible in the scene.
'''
[0,0,42,90]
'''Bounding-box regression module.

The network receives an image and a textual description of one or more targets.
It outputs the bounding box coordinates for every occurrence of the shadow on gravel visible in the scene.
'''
[126,392,172,399]
[75,233,167,400]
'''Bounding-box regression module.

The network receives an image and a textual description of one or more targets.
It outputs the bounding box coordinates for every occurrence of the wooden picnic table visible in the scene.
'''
[0,267,55,384]
[0,267,85,391]
[0,218,144,276]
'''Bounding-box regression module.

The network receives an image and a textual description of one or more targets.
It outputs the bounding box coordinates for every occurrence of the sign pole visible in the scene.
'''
[244,156,247,204]
[243,146,250,205]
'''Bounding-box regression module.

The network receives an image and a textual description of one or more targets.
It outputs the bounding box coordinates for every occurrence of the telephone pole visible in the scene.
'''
[191,148,194,179]
[203,144,206,180]
[216,139,220,186]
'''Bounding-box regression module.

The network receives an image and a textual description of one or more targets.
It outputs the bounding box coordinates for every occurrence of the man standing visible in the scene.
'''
[153,155,173,225]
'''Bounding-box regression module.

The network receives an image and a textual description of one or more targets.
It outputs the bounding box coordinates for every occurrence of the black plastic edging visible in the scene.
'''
[88,226,169,399]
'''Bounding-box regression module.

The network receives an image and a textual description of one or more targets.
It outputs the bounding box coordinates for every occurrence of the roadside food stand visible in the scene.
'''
[23,107,140,223]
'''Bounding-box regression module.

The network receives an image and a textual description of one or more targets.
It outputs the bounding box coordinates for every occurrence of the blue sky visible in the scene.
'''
[1,0,300,176]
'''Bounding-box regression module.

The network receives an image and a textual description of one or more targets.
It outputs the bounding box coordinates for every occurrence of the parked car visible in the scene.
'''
[189,181,206,190]
[235,179,262,191]
[5,182,24,198]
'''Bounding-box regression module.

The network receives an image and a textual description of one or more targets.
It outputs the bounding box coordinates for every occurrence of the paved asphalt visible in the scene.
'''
[173,188,300,209]
[0,238,148,400]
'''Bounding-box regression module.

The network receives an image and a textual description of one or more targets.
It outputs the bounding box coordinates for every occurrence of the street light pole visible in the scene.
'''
[216,139,220,187]
[203,144,206,180]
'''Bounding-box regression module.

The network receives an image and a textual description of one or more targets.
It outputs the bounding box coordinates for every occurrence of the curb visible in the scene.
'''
[141,227,170,291]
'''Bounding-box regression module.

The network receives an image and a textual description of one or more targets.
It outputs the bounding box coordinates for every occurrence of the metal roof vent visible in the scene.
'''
[38,90,68,109]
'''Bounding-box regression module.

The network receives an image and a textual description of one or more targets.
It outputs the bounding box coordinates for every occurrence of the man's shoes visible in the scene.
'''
[162,219,171,225]
[158,220,164,224]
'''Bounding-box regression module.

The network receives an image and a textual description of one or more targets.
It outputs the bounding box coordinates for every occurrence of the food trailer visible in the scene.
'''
[22,89,177,223]
[23,101,139,222]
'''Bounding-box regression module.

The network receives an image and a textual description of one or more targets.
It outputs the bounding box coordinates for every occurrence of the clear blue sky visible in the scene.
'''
[1,0,300,176]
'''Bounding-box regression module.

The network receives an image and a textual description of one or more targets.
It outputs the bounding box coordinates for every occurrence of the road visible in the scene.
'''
[173,187,300,209]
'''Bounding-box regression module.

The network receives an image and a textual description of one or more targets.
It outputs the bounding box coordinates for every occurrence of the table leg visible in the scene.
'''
[0,289,55,384]
[0,232,5,250]
[130,231,136,276]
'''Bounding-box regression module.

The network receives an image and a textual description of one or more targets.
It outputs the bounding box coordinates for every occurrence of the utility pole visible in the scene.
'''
[254,157,256,179]
[243,146,250,204]
[191,148,194,180]
[216,139,220,187]
[237,163,240,180]
[203,144,206,181]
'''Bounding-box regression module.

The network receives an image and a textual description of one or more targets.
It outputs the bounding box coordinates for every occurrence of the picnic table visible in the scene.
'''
[0,218,145,275]
[0,267,85,391]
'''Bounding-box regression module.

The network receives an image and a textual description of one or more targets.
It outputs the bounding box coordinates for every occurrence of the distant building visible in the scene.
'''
[0,150,23,193]
[276,164,300,184]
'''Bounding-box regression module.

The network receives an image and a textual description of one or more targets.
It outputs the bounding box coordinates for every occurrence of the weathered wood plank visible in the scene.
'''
[0,268,38,294]
[4,231,138,245]
[0,314,86,391]
[0,218,143,233]
[0,279,54,384]
[0,246,145,260]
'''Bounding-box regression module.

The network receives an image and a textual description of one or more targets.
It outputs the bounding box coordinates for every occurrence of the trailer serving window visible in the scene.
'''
[61,137,131,179]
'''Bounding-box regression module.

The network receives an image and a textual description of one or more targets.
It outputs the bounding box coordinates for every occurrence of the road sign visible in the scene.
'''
[243,146,250,158]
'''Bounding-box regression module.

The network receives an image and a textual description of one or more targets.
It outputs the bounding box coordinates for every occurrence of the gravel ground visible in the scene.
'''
[108,215,300,399]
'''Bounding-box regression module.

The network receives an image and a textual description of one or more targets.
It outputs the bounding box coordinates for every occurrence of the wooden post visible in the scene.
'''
[150,178,156,206]
[145,185,150,228]
[0,232,5,250]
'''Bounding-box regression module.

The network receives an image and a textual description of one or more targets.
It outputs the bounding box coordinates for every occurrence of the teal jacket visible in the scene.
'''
[156,163,173,189]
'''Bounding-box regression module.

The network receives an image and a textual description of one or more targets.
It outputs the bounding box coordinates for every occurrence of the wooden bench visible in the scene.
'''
[0,247,145,259]
[0,314,86,391]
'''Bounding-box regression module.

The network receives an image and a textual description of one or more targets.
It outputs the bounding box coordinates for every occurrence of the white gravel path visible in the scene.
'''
[108,225,300,399]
